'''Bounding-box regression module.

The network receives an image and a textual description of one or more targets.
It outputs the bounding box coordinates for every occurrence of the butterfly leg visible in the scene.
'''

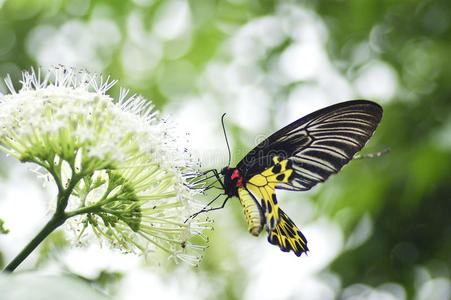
[203,170,227,191]
[211,169,225,190]
[187,169,218,185]
[196,169,227,192]
[185,194,231,222]
[184,169,230,222]
[185,169,225,191]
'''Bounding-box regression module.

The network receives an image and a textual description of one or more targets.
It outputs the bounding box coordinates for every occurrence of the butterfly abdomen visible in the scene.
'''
[237,187,264,236]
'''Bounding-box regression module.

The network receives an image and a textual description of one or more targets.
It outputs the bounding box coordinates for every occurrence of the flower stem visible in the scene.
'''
[2,169,83,273]
[2,212,67,273]
[65,204,101,218]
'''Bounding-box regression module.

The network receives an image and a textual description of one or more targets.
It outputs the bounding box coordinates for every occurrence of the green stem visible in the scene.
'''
[2,212,67,273]
[65,204,101,218]
[2,164,85,273]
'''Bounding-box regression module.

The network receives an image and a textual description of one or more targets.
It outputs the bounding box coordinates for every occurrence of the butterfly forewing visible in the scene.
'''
[236,100,382,191]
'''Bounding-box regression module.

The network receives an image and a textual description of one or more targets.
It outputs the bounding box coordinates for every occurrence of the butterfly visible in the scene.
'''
[191,100,383,257]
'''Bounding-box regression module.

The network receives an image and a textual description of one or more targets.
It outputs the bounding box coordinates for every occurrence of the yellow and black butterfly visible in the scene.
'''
[192,100,383,257]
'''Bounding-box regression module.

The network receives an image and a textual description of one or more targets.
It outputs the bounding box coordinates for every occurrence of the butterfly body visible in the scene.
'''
[221,167,265,235]
[208,100,383,257]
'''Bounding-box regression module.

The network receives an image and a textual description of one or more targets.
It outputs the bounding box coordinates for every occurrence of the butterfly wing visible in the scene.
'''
[243,175,309,256]
[235,100,382,256]
[245,156,292,231]
[236,100,383,191]
[267,208,308,256]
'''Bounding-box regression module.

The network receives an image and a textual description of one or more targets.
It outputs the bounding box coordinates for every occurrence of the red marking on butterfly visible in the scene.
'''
[231,169,243,187]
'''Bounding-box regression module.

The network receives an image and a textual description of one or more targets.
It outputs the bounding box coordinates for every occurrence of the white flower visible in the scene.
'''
[0,66,212,266]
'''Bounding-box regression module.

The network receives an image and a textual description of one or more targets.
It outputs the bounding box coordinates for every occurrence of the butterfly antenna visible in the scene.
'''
[221,113,232,166]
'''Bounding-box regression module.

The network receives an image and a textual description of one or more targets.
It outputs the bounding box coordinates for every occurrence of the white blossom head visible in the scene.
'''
[0,66,212,266]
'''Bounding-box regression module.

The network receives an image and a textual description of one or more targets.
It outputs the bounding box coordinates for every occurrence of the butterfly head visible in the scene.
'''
[220,166,230,176]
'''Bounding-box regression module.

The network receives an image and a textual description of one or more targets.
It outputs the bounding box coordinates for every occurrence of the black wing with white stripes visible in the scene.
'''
[236,100,382,191]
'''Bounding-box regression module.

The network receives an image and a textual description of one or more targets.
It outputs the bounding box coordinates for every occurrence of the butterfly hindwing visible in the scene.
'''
[245,156,293,231]
[245,158,308,256]
[267,208,308,256]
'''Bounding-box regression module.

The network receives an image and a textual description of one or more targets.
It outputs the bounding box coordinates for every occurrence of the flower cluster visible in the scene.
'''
[0,66,212,265]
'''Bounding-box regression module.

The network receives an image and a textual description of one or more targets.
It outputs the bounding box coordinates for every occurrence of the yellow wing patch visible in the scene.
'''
[267,208,308,256]
[246,156,293,231]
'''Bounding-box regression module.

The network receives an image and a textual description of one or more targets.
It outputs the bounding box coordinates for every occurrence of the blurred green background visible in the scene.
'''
[0,0,450,299]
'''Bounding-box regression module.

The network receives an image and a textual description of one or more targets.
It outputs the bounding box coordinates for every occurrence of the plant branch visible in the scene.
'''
[3,171,83,273]
[2,212,67,273]
[65,204,102,218]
